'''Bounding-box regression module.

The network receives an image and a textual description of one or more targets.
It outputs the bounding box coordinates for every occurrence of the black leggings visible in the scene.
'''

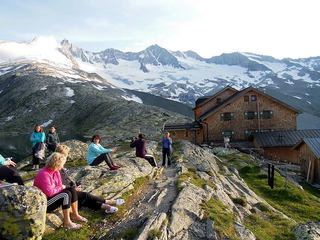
[0,165,24,185]
[47,187,78,212]
[162,148,171,166]
[77,191,105,210]
[90,153,114,168]
[144,155,157,167]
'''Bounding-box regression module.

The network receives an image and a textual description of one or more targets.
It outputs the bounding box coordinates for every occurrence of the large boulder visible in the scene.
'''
[293,221,320,240]
[62,140,89,164]
[0,185,47,240]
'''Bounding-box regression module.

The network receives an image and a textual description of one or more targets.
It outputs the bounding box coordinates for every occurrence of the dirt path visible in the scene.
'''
[98,166,179,239]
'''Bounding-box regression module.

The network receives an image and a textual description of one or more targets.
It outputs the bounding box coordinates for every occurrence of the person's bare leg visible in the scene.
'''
[63,208,75,227]
[105,200,116,205]
[71,201,87,222]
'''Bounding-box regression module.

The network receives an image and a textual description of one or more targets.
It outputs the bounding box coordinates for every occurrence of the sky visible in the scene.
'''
[1,0,320,59]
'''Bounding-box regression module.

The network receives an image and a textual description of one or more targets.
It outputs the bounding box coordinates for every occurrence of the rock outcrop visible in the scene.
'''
[0,185,47,240]
[293,221,320,240]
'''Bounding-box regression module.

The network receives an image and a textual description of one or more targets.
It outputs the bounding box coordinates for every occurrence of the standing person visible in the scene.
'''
[161,132,172,167]
[87,135,120,170]
[56,145,125,214]
[130,133,157,167]
[30,124,46,170]
[34,152,86,230]
[46,125,60,153]
[0,154,24,185]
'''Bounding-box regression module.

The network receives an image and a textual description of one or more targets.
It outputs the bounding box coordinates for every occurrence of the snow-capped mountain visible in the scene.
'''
[1,36,320,117]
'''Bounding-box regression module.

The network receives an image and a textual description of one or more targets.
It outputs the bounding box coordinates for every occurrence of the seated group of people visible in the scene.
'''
[0,124,173,230]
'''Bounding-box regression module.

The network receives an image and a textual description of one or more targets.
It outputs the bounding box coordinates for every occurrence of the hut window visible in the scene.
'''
[184,131,188,137]
[260,110,274,119]
[221,130,235,139]
[216,98,222,104]
[244,111,257,119]
[244,130,251,138]
[244,95,249,102]
[251,95,257,101]
[221,112,234,121]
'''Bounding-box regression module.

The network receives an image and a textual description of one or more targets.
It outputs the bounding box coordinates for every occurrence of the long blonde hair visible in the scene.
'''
[55,145,70,158]
[46,152,66,171]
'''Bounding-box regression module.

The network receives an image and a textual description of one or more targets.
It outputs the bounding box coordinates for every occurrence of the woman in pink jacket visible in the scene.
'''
[34,152,86,230]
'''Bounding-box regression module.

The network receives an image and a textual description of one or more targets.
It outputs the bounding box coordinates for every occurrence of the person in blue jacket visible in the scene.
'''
[87,135,120,170]
[0,154,24,185]
[30,124,45,170]
[161,132,172,167]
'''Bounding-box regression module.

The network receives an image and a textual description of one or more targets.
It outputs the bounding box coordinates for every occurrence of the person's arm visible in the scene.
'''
[35,171,64,197]
[130,139,137,148]
[30,132,39,143]
[40,133,45,143]
[168,138,172,145]
[46,134,53,145]
[0,154,6,166]
[90,144,111,155]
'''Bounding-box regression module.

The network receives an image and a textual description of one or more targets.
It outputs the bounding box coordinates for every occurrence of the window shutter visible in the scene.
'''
[260,111,264,119]
[220,113,224,120]
[254,111,258,119]
[231,131,235,138]
[221,131,225,137]
[270,110,274,118]
[231,112,234,120]
[245,130,250,138]
[244,112,248,119]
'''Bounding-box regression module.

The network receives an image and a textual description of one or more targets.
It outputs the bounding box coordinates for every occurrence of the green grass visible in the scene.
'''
[43,176,149,240]
[65,159,87,168]
[202,197,238,240]
[244,211,295,240]
[112,227,139,240]
[177,168,216,192]
[147,229,162,240]
[231,197,247,207]
[21,171,38,181]
[239,165,320,222]
[43,208,105,240]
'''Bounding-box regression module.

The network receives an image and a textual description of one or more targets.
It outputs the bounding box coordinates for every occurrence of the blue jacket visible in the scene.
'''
[87,142,111,165]
[0,154,6,166]
[161,137,172,150]
[30,132,45,147]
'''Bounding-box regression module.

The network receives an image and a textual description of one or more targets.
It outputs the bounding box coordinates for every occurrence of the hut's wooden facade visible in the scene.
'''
[293,138,320,184]
[165,86,300,144]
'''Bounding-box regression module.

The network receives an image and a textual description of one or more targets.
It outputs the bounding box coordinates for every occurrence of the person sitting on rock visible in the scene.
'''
[46,125,60,153]
[30,124,46,170]
[87,135,120,170]
[130,133,157,167]
[0,153,24,185]
[55,145,124,214]
[34,152,86,230]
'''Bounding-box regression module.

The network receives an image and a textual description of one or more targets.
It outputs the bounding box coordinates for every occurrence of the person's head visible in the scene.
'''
[165,132,170,138]
[49,126,56,133]
[55,145,70,158]
[45,152,66,171]
[91,134,101,144]
[34,124,43,133]
[138,133,144,139]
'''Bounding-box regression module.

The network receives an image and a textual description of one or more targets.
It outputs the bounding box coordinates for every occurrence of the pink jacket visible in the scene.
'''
[34,167,64,197]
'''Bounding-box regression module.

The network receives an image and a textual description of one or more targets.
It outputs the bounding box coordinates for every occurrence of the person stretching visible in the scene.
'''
[56,145,125,213]
[34,152,86,230]
[0,154,24,185]
[87,135,120,170]
[130,133,157,167]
